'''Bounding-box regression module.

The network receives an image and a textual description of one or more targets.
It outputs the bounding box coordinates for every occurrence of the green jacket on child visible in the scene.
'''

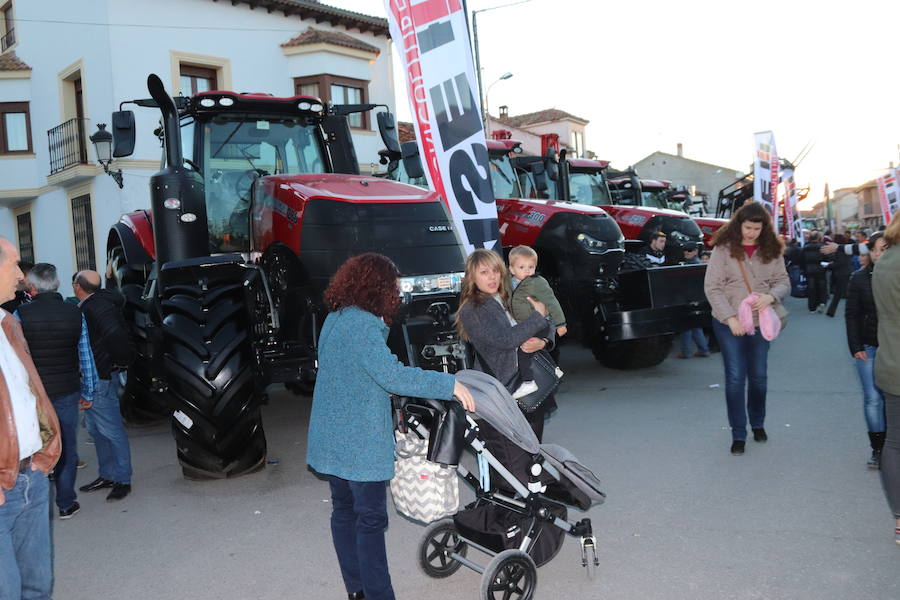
[509,275,566,328]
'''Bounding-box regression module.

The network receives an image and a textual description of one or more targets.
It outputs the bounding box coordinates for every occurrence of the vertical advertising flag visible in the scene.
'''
[876,168,900,225]
[753,131,779,225]
[385,0,500,254]
[782,168,803,244]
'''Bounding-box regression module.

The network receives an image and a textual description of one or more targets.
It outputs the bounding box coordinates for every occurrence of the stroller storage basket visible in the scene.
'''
[453,501,567,568]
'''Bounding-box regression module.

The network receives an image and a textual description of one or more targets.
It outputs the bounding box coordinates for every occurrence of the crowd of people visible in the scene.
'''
[0,240,135,599]
[2,204,899,599]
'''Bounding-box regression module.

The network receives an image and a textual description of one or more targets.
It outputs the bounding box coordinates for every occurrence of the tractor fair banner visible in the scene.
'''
[781,168,802,244]
[753,131,779,227]
[385,0,500,253]
[876,168,900,225]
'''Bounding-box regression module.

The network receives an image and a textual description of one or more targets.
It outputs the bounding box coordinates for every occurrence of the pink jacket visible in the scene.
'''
[703,245,790,325]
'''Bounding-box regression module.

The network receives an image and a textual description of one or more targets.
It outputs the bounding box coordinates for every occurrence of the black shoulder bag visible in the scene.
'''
[472,344,561,413]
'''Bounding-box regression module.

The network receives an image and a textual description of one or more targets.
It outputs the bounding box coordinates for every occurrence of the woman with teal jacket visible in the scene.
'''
[306,253,474,600]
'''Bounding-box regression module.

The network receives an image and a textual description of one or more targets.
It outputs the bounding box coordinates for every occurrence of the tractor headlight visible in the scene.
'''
[398,272,464,297]
[669,230,691,243]
[576,232,609,254]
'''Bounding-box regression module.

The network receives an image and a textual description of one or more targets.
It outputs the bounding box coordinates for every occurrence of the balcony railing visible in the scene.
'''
[48,118,89,175]
[1,28,14,52]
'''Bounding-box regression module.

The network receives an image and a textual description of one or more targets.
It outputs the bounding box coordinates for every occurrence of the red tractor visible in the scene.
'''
[103,75,469,479]
[392,139,710,368]
[605,171,727,249]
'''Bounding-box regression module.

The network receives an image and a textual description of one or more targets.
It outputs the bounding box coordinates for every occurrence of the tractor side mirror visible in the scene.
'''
[112,110,136,157]
[401,141,424,180]
[377,111,400,155]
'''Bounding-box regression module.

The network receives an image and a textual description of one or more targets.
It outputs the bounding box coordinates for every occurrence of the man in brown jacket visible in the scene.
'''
[0,237,61,599]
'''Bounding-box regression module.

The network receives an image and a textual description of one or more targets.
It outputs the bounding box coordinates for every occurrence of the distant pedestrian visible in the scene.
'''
[803,231,829,313]
[16,264,98,520]
[0,238,61,599]
[306,253,474,600]
[871,218,900,545]
[73,270,136,502]
[677,246,710,358]
[644,231,668,265]
[845,233,886,468]
[704,202,790,456]
[822,234,868,317]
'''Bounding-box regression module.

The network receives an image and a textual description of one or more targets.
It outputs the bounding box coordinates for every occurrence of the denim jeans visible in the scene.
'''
[0,468,52,600]
[712,319,770,441]
[854,345,885,433]
[881,392,900,518]
[328,477,394,600]
[50,391,80,511]
[84,371,132,484]
[679,328,710,355]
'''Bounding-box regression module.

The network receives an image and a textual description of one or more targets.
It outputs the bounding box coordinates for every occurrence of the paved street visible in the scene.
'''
[54,295,899,600]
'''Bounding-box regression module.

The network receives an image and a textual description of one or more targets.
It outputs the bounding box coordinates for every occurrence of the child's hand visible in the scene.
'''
[526,296,548,317]
[556,325,567,337]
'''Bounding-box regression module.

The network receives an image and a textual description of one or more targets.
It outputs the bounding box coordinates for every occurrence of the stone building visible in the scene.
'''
[632,146,745,216]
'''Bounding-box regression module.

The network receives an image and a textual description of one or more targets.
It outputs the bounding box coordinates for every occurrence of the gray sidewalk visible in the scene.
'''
[54,296,900,599]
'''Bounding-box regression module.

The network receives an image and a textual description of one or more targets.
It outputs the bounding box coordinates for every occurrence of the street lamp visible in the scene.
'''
[484,72,513,134]
[89,123,123,189]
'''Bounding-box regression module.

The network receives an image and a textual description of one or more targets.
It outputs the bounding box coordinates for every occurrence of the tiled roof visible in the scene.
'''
[0,51,30,71]
[501,108,589,128]
[282,26,380,54]
[225,0,389,37]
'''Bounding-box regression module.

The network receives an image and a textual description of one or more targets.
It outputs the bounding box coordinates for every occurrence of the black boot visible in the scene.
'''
[348,593,365,600]
[868,432,886,469]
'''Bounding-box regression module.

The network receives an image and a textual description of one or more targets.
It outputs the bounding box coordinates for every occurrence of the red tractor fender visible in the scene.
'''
[693,216,728,248]
[109,210,155,263]
[600,204,687,240]
[496,196,611,247]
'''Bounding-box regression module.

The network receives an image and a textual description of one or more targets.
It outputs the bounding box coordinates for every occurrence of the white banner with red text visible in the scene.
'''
[781,168,802,244]
[385,0,500,254]
[876,168,900,225]
[753,131,779,227]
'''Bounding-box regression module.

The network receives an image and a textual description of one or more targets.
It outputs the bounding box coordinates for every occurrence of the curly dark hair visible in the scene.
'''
[324,253,401,324]
[710,201,784,263]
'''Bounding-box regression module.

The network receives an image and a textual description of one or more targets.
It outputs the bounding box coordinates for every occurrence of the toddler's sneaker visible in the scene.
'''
[554,367,564,378]
[512,380,538,399]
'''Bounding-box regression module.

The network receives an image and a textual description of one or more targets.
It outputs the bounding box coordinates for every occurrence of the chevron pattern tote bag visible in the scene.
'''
[391,431,459,524]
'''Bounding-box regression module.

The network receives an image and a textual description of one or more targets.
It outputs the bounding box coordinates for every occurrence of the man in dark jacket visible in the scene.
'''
[0,261,32,313]
[802,232,830,313]
[74,270,136,502]
[16,264,98,519]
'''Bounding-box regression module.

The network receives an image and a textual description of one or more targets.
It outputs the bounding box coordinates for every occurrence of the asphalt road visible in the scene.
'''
[53,296,900,600]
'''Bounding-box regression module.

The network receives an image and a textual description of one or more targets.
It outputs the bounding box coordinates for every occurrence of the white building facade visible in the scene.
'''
[0,0,394,287]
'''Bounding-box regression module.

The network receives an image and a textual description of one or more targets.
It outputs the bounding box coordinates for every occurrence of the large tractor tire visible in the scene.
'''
[107,246,169,426]
[118,284,169,425]
[160,273,266,479]
[592,335,674,370]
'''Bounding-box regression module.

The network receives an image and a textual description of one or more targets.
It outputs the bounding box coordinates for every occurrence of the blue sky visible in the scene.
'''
[333,0,900,209]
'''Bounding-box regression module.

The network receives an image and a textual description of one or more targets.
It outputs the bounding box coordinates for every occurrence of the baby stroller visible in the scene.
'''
[397,370,605,600]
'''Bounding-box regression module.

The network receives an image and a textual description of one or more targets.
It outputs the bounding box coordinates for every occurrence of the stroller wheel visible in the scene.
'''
[480,549,537,600]
[418,518,467,578]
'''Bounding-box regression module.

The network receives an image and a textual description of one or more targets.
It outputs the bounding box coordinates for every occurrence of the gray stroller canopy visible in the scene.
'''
[454,370,605,509]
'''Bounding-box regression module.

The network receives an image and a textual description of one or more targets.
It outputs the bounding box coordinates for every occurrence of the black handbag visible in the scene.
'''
[473,346,561,413]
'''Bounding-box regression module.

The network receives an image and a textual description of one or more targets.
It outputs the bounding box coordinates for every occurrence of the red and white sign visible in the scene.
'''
[753,131,779,225]
[876,168,900,225]
[385,0,500,253]
[781,168,802,244]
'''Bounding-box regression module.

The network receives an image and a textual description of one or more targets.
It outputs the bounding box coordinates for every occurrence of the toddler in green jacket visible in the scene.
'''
[508,245,566,398]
